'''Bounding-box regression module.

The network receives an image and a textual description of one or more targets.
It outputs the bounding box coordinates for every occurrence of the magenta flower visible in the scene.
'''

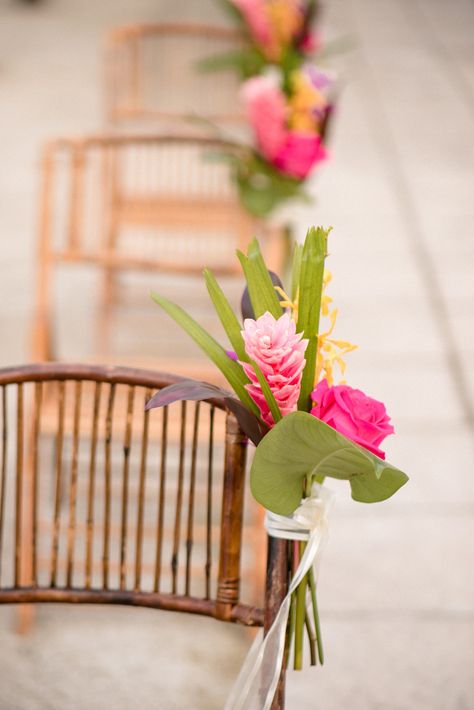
[273,131,327,179]
[311,379,395,459]
[241,312,308,426]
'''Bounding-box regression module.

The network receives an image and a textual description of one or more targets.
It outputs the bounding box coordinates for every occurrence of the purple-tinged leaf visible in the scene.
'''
[145,379,267,446]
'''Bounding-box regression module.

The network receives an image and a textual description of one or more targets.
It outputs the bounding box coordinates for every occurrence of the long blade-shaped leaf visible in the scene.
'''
[250,412,409,515]
[296,227,329,410]
[291,243,303,301]
[203,268,248,362]
[151,293,260,417]
[237,239,283,319]
[249,360,282,424]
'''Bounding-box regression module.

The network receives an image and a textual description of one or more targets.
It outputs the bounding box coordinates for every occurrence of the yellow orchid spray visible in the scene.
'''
[275,269,357,387]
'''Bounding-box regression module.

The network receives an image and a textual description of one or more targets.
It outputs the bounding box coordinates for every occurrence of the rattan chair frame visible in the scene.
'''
[0,363,288,707]
[33,132,288,362]
[104,22,244,125]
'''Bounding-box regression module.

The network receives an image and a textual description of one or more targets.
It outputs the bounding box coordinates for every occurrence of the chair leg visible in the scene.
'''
[15,604,35,635]
[264,536,290,710]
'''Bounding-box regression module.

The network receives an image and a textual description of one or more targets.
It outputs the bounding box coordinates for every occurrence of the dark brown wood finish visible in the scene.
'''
[0,363,289,705]
[0,364,272,625]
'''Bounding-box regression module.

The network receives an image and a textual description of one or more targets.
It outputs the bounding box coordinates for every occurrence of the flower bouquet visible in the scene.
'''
[147,226,408,706]
[203,0,321,79]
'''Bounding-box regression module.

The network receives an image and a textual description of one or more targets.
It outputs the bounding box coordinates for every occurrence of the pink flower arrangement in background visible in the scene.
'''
[311,379,395,459]
[241,312,308,425]
[242,70,331,179]
[231,0,315,61]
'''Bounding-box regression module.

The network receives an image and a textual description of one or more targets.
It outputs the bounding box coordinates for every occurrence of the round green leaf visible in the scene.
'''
[250,412,409,515]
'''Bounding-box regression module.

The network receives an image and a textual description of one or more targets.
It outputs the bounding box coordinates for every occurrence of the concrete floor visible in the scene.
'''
[0,0,473,708]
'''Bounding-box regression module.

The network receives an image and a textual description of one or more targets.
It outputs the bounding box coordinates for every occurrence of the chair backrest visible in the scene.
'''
[33,132,288,361]
[104,23,244,126]
[0,363,263,626]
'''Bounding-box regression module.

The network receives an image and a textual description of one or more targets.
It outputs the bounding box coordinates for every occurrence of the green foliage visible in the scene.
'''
[291,243,303,301]
[203,268,248,362]
[150,293,260,417]
[250,359,282,424]
[296,227,329,410]
[250,412,409,515]
[235,152,311,218]
[237,239,283,319]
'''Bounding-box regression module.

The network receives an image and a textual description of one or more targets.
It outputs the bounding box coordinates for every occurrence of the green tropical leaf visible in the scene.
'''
[249,360,282,424]
[237,239,283,319]
[203,268,248,362]
[291,243,303,301]
[151,293,260,417]
[296,227,329,411]
[250,412,408,515]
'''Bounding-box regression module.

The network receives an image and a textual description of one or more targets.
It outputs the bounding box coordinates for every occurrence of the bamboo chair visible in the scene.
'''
[33,132,289,366]
[103,23,244,128]
[0,363,288,708]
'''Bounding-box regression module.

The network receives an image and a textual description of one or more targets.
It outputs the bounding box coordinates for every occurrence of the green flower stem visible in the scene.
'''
[304,609,317,666]
[308,568,324,665]
[293,540,307,670]
[286,590,297,660]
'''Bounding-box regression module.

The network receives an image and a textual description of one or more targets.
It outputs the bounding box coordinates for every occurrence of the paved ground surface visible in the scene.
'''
[0,0,473,708]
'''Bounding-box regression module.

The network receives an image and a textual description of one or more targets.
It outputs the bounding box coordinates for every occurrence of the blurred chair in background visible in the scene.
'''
[32,132,290,369]
[103,23,244,130]
[0,363,284,705]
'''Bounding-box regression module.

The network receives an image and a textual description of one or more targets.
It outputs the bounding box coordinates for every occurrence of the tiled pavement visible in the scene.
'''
[0,0,473,708]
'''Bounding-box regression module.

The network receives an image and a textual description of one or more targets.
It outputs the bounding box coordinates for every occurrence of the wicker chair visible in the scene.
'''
[103,23,244,128]
[0,363,288,707]
[33,132,289,364]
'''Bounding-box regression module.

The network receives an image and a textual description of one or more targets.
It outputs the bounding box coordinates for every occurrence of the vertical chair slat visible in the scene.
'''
[85,381,101,589]
[66,381,82,587]
[15,385,24,587]
[31,382,43,585]
[0,387,7,582]
[185,402,200,596]
[68,145,84,251]
[103,383,116,590]
[216,414,248,620]
[50,381,65,587]
[154,405,168,593]
[134,388,150,591]
[120,386,134,591]
[205,405,215,600]
[171,401,186,595]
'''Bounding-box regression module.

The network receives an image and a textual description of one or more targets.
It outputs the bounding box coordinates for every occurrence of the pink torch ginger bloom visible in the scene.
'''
[311,379,395,459]
[241,312,308,426]
[241,76,288,162]
[232,0,275,57]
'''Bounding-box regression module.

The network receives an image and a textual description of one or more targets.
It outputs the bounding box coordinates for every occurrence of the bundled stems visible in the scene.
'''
[292,473,324,670]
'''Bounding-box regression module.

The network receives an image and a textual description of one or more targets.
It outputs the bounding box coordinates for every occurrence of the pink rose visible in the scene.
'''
[272,131,327,179]
[311,379,394,459]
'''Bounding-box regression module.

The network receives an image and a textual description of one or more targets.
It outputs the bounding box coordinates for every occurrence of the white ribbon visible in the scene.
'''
[225,484,334,710]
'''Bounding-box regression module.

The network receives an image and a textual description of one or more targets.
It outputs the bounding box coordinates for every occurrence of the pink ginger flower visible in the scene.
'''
[232,0,275,57]
[241,76,287,162]
[241,311,308,426]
